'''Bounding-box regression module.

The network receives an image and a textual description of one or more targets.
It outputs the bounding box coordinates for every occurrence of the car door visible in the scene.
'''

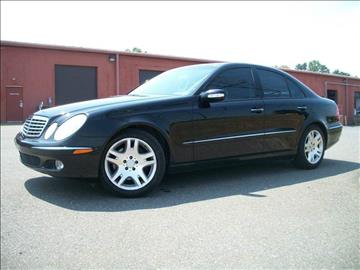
[256,68,307,153]
[190,66,265,161]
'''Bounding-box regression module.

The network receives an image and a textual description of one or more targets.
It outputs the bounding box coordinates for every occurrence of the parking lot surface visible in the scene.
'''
[1,125,359,269]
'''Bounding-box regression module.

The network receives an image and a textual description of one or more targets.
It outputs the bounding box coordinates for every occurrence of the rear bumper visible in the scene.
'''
[326,123,342,149]
[15,133,101,178]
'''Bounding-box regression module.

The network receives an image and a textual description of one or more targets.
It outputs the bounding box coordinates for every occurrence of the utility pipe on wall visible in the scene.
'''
[115,53,120,95]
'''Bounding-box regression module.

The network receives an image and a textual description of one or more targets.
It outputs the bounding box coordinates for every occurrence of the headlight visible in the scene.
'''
[54,114,87,141]
[44,123,58,139]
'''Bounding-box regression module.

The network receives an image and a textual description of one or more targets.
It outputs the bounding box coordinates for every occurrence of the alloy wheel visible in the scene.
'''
[104,137,157,190]
[304,130,324,164]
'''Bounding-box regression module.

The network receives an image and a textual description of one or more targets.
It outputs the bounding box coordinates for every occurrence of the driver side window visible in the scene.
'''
[206,67,256,100]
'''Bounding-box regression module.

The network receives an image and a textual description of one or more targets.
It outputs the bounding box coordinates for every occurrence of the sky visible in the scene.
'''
[1,1,360,76]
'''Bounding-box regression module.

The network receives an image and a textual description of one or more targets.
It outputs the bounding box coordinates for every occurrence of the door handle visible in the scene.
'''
[297,106,307,110]
[251,108,264,113]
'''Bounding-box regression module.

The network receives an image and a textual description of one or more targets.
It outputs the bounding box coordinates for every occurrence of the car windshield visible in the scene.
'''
[129,64,219,96]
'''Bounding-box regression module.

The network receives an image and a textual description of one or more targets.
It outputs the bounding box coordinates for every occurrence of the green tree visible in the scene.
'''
[333,69,351,76]
[295,60,355,76]
[308,60,330,73]
[125,47,147,53]
[295,63,307,70]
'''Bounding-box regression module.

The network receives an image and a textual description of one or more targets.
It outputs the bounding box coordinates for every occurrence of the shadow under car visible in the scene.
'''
[24,158,360,212]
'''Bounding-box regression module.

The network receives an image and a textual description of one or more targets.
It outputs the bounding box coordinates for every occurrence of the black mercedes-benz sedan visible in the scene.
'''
[15,63,342,197]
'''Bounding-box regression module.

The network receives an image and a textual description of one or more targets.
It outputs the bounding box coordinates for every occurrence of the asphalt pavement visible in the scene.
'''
[1,125,359,269]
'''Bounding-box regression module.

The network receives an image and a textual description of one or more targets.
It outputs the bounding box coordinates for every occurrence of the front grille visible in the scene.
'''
[21,115,49,138]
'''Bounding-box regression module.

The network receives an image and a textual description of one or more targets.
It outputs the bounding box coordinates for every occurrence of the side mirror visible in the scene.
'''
[200,89,225,103]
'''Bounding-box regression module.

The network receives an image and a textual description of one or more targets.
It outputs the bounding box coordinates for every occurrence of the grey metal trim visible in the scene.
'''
[183,129,296,145]
[264,130,296,136]
[328,124,342,130]
[183,132,263,145]
[32,146,93,151]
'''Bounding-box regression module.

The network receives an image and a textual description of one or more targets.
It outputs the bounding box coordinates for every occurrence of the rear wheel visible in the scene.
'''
[100,129,166,197]
[295,125,325,169]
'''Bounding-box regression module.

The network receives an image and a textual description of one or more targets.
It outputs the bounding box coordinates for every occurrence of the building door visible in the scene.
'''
[6,87,23,122]
[327,89,338,104]
[139,70,163,85]
[55,65,97,105]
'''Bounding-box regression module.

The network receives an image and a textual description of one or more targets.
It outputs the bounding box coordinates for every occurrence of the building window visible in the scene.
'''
[327,90,338,104]
[139,70,163,85]
[355,92,360,115]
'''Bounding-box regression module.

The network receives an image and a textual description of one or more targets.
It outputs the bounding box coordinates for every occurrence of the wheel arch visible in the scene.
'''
[304,121,328,147]
[106,121,171,164]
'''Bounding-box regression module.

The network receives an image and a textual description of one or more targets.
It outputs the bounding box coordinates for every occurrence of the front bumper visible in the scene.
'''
[15,133,102,178]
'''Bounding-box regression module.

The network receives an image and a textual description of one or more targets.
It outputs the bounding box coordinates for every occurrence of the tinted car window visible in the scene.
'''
[258,69,290,98]
[288,79,305,98]
[207,68,256,100]
[130,64,219,96]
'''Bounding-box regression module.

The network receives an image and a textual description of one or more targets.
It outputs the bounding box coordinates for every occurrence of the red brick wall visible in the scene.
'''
[1,46,116,121]
[0,45,208,122]
[286,70,360,124]
[1,44,360,124]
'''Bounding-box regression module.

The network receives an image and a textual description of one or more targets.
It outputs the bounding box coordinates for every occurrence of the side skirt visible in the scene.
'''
[167,150,296,173]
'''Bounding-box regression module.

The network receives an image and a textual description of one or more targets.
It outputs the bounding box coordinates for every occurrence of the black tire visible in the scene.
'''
[100,129,166,197]
[294,125,325,169]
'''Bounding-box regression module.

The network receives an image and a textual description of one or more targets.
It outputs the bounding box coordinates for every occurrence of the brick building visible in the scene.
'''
[1,41,360,124]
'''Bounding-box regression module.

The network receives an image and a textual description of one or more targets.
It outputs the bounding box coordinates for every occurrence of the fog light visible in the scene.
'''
[55,160,64,170]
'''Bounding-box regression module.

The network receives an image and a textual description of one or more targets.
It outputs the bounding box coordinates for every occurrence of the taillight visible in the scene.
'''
[335,105,340,121]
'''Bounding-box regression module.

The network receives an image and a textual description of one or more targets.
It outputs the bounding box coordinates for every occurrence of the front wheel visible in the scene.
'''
[294,125,325,169]
[100,129,166,197]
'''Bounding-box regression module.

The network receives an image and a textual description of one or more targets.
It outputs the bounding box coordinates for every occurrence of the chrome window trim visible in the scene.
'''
[183,129,296,145]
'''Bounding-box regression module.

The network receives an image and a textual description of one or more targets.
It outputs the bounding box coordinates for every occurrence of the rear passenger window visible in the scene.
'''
[207,68,256,100]
[257,69,290,98]
[287,79,305,98]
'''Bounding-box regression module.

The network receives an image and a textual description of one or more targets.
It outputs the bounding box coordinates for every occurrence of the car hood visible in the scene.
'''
[34,95,171,119]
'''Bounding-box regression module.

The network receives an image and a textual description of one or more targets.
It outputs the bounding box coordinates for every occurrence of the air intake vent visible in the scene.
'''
[22,115,49,138]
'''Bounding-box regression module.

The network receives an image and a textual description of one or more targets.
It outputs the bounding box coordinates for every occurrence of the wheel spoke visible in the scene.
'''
[307,152,311,162]
[132,175,142,186]
[109,149,121,158]
[140,152,155,160]
[133,139,139,154]
[138,169,149,183]
[117,173,128,186]
[125,139,131,153]
[140,159,155,169]
[106,156,118,165]
[110,168,122,182]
